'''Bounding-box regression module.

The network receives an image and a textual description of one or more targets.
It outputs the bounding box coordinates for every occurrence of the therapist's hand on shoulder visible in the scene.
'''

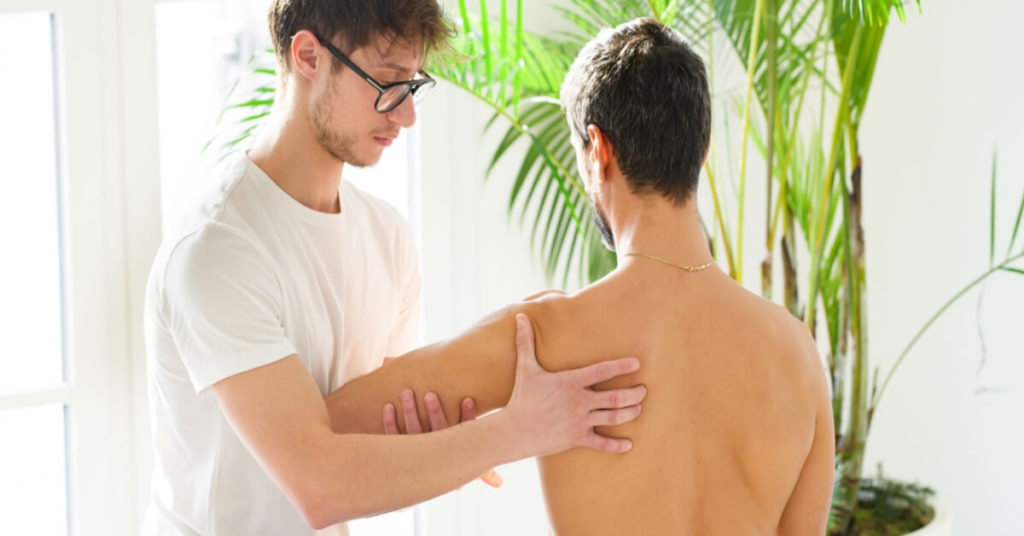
[502,313,644,457]
[382,313,646,460]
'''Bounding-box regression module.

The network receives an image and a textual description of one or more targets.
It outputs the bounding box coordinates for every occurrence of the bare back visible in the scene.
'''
[531,265,833,535]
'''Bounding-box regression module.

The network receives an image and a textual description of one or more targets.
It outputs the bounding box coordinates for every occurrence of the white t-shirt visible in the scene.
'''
[142,152,421,535]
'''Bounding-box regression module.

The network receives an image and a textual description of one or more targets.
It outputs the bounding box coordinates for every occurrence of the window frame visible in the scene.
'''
[0,0,161,534]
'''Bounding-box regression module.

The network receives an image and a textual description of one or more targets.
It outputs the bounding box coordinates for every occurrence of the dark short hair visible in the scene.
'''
[560,18,711,204]
[268,0,455,73]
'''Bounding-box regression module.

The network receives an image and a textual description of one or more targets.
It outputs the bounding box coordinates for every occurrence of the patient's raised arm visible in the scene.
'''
[325,305,647,450]
[325,305,523,434]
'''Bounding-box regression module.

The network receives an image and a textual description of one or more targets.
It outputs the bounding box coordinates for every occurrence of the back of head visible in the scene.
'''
[560,18,711,205]
[267,0,454,73]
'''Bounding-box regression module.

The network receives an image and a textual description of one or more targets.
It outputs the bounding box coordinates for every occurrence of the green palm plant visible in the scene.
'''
[211,0,1024,532]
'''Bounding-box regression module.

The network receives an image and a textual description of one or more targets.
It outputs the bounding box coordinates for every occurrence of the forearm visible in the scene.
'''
[304,411,522,525]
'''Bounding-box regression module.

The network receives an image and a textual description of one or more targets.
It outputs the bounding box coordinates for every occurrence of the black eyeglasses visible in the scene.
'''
[313,33,435,113]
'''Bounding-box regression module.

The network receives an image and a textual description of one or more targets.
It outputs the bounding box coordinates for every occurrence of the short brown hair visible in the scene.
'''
[560,18,711,204]
[267,0,455,72]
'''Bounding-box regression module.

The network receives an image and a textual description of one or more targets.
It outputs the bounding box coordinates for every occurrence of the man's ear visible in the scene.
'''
[586,124,612,181]
[290,30,324,82]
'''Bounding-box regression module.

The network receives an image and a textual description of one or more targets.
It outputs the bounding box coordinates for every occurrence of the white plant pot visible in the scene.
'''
[903,504,951,536]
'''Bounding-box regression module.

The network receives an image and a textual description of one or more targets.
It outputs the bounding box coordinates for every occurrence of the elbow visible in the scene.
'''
[284,436,382,526]
[292,472,379,529]
[293,485,359,530]
[293,485,335,530]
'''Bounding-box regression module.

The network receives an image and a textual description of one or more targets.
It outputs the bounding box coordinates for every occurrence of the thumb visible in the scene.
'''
[514,313,539,374]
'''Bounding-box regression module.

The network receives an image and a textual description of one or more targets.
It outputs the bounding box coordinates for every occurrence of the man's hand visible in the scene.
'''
[382,389,503,488]
[502,313,646,458]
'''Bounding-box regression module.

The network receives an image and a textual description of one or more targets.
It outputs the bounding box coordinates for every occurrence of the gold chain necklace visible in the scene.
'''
[624,252,715,273]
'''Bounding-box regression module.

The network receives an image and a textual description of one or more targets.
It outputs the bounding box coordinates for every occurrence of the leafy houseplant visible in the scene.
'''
[212,0,1024,533]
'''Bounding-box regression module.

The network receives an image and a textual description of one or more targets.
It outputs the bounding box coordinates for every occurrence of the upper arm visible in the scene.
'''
[163,225,297,392]
[776,334,836,535]
[385,216,422,356]
[327,303,539,434]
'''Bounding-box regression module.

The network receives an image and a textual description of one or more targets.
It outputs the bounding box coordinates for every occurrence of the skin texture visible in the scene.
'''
[328,125,834,534]
[208,32,648,528]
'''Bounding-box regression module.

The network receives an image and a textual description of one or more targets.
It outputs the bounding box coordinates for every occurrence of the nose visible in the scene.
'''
[387,93,417,128]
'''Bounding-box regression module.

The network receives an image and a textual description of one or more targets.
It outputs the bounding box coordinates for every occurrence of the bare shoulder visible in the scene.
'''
[472,288,585,373]
[767,300,827,394]
[521,288,569,302]
[723,280,828,397]
[452,289,573,351]
[517,289,576,360]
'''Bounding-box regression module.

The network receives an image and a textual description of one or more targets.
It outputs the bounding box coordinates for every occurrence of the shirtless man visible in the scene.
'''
[327,18,834,535]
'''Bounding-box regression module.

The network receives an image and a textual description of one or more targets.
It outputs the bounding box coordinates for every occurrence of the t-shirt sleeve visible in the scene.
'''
[385,219,422,357]
[159,223,298,393]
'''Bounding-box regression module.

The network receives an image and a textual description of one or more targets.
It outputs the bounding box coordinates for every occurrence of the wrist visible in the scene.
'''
[479,409,530,465]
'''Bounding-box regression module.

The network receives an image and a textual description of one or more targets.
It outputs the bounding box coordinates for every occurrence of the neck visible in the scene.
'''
[609,192,713,270]
[247,90,344,214]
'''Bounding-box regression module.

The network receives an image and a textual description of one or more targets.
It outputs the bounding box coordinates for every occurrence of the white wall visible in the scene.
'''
[859,1,1024,534]
[416,0,1024,534]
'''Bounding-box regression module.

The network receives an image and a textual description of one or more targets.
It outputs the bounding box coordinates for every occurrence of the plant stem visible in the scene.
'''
[705,162,737,275]
[806,23,865,331]
[762,0,778,299]
[737,0,767,286]
[829,157,867,535]
[480,0,492,89]
[704,0,736,277]
[770,11,827,246]
[782,213,799,317]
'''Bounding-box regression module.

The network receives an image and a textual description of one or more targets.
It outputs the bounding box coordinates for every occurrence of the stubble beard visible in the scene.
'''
[311,78,377,168]
[591,202,616,251]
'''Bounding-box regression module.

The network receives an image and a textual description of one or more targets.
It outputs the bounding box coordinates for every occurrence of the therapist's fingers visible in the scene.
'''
[400,389,423,434]
[480,470,504,488]
[459,397,477,422]
[382,404,400,435]
[424,392,449,432]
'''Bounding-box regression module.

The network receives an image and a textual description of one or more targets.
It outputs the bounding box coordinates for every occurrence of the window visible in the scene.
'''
[0,10,70,535]
[0,0,160,533]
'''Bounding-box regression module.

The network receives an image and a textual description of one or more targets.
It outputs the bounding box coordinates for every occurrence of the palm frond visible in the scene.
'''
[203,49,278,161]
[989,151,997,267]
[838,0,921,26]
[435,0,629,284]
[1009,181,1024,256]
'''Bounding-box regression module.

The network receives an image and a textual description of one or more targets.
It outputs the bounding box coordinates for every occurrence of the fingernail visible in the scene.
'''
[641,386,647,397]
[401,390,413,402]
[385,403,395,415]
[624,440,633,452]
[425,392,437,403]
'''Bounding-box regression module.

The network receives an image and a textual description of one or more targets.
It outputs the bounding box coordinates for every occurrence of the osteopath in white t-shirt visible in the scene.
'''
[142,151,421,535]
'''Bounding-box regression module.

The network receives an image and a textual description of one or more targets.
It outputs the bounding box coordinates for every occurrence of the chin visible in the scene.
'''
[347,147,385,168]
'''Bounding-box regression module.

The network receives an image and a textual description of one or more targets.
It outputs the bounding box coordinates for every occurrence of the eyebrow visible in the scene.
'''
[375,60,419,78]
